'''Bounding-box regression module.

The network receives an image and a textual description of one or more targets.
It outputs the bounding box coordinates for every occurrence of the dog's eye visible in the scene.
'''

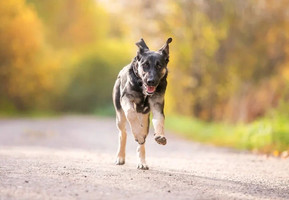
[157,64,162,69]
[143,63,149,68]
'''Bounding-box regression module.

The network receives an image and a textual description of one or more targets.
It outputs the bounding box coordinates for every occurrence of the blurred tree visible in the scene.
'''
[26,0,132,111]
[27,0,109,49]
[157,0,289,122]
[1,0,289,121]
[106,0,289,122]
[0,0,56,110]
[0,0,131,113]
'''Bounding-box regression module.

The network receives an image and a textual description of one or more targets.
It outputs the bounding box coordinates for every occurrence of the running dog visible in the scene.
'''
[112,38,172,170]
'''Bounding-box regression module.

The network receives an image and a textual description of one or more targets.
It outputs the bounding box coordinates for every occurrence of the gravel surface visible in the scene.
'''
[0,116,288,200]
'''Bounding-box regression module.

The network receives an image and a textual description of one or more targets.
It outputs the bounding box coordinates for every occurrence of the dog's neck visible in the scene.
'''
[131,57,143,87]
[127,58,150,114]
[132,57,139,76]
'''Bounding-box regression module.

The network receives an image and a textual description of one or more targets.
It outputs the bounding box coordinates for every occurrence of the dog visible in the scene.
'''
[112,38,172,170]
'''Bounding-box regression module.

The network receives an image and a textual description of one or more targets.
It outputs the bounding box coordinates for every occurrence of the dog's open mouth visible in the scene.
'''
[146,86,156,94]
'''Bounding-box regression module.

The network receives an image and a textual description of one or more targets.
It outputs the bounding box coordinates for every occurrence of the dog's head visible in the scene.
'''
[134,38,172,95]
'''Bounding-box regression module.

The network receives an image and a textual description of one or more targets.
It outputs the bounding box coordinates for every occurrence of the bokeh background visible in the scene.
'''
[1,0,289,154]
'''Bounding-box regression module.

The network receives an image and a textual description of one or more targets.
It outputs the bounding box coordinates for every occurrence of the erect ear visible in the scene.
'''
[158,37,172,57]
[135,38,149,58]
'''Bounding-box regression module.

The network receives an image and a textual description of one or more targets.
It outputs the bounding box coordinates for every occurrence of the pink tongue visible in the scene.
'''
[147,86,156,93]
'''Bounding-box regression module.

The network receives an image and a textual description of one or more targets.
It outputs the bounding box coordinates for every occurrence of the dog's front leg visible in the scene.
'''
[127,111,150,169]
[137,144,149,170]
[150,97,167,145]
[121,96,150,169]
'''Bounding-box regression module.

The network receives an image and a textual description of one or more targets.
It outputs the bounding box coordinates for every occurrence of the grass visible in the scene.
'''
[166,114,289,154]
[0,110,61,118]
[0,104,116,118]
[93,105,115,117]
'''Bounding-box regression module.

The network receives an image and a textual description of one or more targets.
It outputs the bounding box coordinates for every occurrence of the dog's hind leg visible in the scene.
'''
[115,110,127,165]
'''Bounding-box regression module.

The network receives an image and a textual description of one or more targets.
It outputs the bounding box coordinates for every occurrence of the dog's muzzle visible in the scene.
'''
[146,86,156,94]
[144,84,157,95]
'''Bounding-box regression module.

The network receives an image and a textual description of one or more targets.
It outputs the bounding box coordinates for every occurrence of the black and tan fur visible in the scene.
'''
[113,38,172,170]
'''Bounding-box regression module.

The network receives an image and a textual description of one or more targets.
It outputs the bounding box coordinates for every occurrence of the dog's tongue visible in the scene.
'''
[147,86,156,93]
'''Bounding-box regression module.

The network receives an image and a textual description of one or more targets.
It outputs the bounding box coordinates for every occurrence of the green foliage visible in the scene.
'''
[166,112,289,153]
[94,105,115,117]
[59,44,130,112]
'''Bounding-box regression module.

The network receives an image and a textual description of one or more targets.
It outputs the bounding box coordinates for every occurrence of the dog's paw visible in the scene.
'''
[154,135,167,145]
[115,157,125,165]
[137,163,149,170]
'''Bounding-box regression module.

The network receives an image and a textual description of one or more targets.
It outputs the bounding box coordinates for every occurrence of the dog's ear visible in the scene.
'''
[136,38,149,58]
[158,38,172,58]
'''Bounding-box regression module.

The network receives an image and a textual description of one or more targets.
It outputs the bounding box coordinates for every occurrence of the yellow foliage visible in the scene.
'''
[273,150,279,157]
[1,0,289,119]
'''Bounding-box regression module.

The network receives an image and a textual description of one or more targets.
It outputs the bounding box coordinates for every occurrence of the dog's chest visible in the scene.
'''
[123,91,151,114]
[134,95,150,114]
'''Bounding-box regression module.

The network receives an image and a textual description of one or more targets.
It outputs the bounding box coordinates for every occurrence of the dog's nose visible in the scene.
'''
[147,79,156,86]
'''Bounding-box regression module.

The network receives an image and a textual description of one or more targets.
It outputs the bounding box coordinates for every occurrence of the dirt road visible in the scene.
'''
[0,116,288,200]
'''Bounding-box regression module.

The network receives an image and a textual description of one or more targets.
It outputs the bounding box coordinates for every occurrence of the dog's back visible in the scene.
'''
[113,65,130,112]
